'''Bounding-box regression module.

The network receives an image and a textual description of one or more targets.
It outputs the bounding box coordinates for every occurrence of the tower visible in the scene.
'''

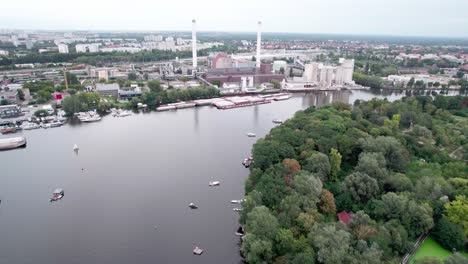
[256,21,262,68]
[192,19,198,73]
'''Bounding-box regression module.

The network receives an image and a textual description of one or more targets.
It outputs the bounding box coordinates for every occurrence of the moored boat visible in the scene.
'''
[242,156,253,168]
[247,132,256,137]
[1,126,17,134]
[0,136,27,150]
[272,119,283,124]
[189,202,198,209]
[21,122,41,130]
[208,181,220,186]
[49,188,64,202]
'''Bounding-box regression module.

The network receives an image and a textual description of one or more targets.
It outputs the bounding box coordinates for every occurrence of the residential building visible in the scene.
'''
[0,50,8,56]
[96,83,119,98]
[58,44,69,54]
[0,105,21,119]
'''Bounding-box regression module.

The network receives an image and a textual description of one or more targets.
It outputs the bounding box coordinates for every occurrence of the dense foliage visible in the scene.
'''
[241,96,468,263]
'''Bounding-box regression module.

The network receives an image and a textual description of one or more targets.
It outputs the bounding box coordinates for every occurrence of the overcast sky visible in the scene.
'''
[1,0,467,37]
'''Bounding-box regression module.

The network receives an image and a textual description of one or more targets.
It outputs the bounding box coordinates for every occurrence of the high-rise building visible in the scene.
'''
[58,44,69,54]
[176,38,184,45]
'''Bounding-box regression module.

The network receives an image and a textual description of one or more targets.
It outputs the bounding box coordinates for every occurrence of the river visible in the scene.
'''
[0,89,461,264]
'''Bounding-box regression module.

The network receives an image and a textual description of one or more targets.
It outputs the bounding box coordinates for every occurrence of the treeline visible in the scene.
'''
[129,81,220,109]
[240,96,468,263]
[0,47,226,66]
[353,72,384,89]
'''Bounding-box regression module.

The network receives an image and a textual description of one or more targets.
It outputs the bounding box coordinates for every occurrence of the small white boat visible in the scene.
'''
[21,123,41,130]
[272,119,283,124]
[247,133,256,137]
[209,181,220,186]
[50,188,64,202]
[114,110,132,117]
[0,137,27,150]
[235,226,245,236]
[73,144,79,151]
[233,208,243,212]
[189,203,198,209]
[193,246,203,255]
[242,156,253,168]
[81,116,101,122]
[231,200,243,204]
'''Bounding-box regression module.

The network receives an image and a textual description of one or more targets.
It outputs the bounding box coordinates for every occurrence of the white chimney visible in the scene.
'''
[192,19,198,72]
[256,20,262,68]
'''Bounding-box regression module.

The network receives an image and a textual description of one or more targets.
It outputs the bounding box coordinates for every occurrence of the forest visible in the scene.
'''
[240,96,467,264]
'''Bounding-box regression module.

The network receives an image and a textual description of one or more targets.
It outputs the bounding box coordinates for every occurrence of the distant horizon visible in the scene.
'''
[2,28,468,40]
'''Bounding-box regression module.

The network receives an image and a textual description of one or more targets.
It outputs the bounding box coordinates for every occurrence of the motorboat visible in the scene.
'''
[230,199,245,204]
[0,137,27,150]
[208,181,220,187]
[21,123,41,130]
[272,119,283,124]
[50,188,64,202]
[235,226,245,236]
[242,156,253,168]
[193,247,203,255]
[1,126,17,134]
[81,116,101,122]
[73,144,79,151]
[42,121,63,129]
[189,203,198,209]
[247,132,256,137]
[233,208,243,212]
[113,110,132,117]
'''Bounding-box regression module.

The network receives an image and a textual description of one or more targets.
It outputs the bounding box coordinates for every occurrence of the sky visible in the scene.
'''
[1,0,467,37]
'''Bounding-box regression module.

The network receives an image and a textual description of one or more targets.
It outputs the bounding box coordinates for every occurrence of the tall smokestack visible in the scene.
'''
[192,19,198,72]
[256,20,262,68]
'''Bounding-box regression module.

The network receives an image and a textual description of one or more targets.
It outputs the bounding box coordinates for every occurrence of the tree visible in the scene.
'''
[355,152,388,184]
[127,72,137,81]
[329,148,342,181]
[383,220,411,254]
[407,77,415,88]
[0,99,8,105]
[303,152,331,182]
[319,189,336,216]
[210,80,221,87]
[358,136,409,172]
[444,195,468,236]
[289,67,294,78]
[444,253,468,264]
[143,73,149,80]
[17,89,25,101]
[65,72,79,85]
[274,228,294,255]
[342,172,379,203]
[309,223,351,264]
[34,109,49,117]
[241,234,274,263]
[245,206,279,241]
[283,158,301,173]
[279,67,285,74]
[293,171,323,199]
[432,217,465,251]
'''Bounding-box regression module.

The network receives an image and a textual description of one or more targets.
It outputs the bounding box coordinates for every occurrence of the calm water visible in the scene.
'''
[0,90,460,264]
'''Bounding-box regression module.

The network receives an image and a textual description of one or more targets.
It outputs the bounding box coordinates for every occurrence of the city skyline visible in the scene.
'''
[1,0,467,38]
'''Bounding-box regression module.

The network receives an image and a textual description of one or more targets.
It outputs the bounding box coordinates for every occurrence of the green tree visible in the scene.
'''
[432,217,465,251]
[34,109,49,117]
[127,72,137,81]
[444,253,468,264]
[241,234,273,263]
[309,223,351,264]
[0,99,8,105]
[17,89,25,101]
[329,148,342,181]
[319,189,337,216]
[274,228,294,255]
[245,206,279,241]
[303,152,331,182]
[293,171,323,199]
[444,195,468,236]
[342,172,379,203]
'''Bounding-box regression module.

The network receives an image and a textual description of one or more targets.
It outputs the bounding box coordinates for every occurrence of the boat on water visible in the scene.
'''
[233,208,243,212]
[273,94,292,101]
[73,144,79,151]
[1,126,17,134]
[272,119,283,124]
[242,156,253,168]
[247,132,256,137]
[189,203,198,209]
[42,121,63,129]
[81,116,101,122]
[49,188,64,202]
[113,110,132,117]
[0,137,27,150]
[193,246,204,255]
[230,199,245,204]
[21,122,41,130]
[208,181,220,186]
[235,226,245,236]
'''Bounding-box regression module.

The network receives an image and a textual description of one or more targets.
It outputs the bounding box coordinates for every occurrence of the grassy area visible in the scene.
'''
[409,236,459,263]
